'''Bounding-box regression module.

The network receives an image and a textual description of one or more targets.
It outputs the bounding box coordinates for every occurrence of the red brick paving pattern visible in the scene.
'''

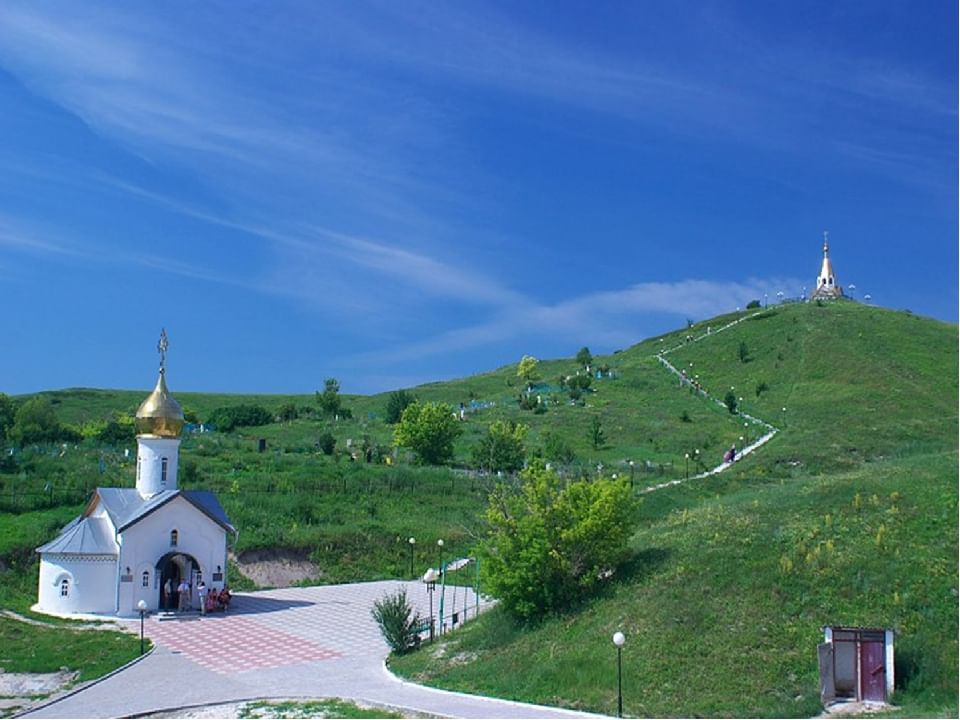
[145,614,342,675]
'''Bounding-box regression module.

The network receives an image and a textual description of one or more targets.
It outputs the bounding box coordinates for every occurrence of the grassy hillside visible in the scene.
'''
[390,302,958,717]
[2,301,956,716]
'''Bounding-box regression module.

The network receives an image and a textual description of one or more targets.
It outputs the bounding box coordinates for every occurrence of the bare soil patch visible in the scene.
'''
[232,550,322,588]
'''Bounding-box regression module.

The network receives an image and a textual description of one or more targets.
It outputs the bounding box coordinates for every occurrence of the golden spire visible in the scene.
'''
[135,329,184,438]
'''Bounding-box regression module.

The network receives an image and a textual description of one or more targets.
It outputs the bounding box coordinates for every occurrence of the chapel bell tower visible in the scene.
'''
[134,329,184,498]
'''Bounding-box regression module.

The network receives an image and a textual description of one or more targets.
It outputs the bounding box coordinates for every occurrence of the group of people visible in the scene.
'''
[162,578,231,614]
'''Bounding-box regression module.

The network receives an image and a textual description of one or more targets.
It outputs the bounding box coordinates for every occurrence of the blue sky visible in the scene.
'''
[1,1,956,396]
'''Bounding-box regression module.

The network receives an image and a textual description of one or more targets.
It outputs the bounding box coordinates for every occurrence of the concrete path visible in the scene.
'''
[644,311,782,494]
[20,581,605,719]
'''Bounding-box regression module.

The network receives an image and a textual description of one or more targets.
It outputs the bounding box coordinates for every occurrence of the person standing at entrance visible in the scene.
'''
[163,578,172,610]
[197,581,208,615]
[177,579,191,612]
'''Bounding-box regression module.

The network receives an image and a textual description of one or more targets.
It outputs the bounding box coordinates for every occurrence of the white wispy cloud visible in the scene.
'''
[348,276,802,367]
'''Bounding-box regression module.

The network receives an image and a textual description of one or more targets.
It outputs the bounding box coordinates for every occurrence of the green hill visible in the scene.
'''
[1,301,956,716]
[388,302,958,717]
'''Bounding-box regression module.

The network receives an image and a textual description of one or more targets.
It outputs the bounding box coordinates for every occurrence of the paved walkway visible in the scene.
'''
[644,310,781,493]
[21,581,605,719]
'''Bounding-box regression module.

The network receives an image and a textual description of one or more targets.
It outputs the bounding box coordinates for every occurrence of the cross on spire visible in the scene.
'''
[157,328,169,373]
[823,230,830,253]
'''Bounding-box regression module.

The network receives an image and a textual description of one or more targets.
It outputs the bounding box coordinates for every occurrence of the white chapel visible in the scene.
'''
[35,331,235,617]
[810,231,844,300]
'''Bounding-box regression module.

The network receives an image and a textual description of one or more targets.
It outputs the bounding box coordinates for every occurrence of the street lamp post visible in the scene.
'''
[744,421,749,443]
[684,453,689,480]
[437,538,444,575]
[782,407,787,428]
[408,537,416,578]
[613,631,625,718]
[739,435,745,453]
[422,568,439,641]
[629,460,635,487]
[137,599,147,655]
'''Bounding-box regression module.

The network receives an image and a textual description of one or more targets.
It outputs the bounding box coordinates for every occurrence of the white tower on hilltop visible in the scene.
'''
[134,328,184,497]
[811,231,844,300]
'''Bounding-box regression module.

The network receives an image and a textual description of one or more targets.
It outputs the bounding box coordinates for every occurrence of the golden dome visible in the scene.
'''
[135,369,184,438]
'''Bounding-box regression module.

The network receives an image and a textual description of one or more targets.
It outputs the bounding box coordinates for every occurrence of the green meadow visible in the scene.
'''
[1,300,956,716]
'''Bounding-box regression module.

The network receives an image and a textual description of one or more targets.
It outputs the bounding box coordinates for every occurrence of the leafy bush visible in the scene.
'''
[318,432,336,455]
[576,347,592,369]
[746,299,761,309]
[472,420,527,473]
[97,418,135,446]
[385,390,416,425]
[394,402,462,466]
[276,402,298,422]
[206,404,273,432]
[755,381,769,397]
[481,462,636,621]
[724,392,738,415]
[371,588,422,654]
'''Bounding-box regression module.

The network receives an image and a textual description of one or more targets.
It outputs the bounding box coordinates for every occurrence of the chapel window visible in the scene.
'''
[170,529,178,547]
[60,578,69,597]
[137,458,141,483]
[142,571,150,587]
[161,458,168,486]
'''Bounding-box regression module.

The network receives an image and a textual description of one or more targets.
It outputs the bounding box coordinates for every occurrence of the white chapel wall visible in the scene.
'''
[118,496,227,615]
[38,554,117,614]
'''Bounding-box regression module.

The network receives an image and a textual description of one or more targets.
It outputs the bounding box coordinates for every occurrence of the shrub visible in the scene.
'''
[724,391,738,414]
[755,381,769,397]
[371,588,422,654]
[385,390,416,425]
[207,404,273,432]
[590,415,606,449]
[97,418,135,446]
[746,299,761,309]
[738,341,751,363]
[8,397,77,446]
[318,432,336,455]
[276,402,298,422]
[481,462,636,621]
[576,347,592,369]
[680,410,692,423]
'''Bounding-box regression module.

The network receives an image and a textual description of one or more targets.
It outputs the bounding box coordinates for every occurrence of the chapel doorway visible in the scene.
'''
[156,552,200,611]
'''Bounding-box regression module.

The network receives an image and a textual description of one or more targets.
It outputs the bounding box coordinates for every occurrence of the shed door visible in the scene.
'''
[860,641,886,702]
[818,643,836,705]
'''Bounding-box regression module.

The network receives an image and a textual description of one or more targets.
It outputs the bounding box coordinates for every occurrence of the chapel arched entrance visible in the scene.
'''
[156,551,201,611]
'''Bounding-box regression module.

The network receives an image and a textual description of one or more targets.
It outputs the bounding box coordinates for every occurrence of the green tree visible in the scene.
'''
[481,461,636,621]
[0,393,16,440]
[746,299,761,309]
[517,355,539,389]
[394,402,462,465]
[317,378,343,417]
[589,415,606,449]
[738,341,750,363]
[543,431,576,464]
[384,390,416,425]
[576,346,593,369]
[567,373,592,401]
[9,397,65,445]
[472,420,527,473]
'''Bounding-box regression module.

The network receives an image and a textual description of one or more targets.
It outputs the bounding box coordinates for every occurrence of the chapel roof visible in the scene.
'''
[36,514,117,555]
[95,487,235,533]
